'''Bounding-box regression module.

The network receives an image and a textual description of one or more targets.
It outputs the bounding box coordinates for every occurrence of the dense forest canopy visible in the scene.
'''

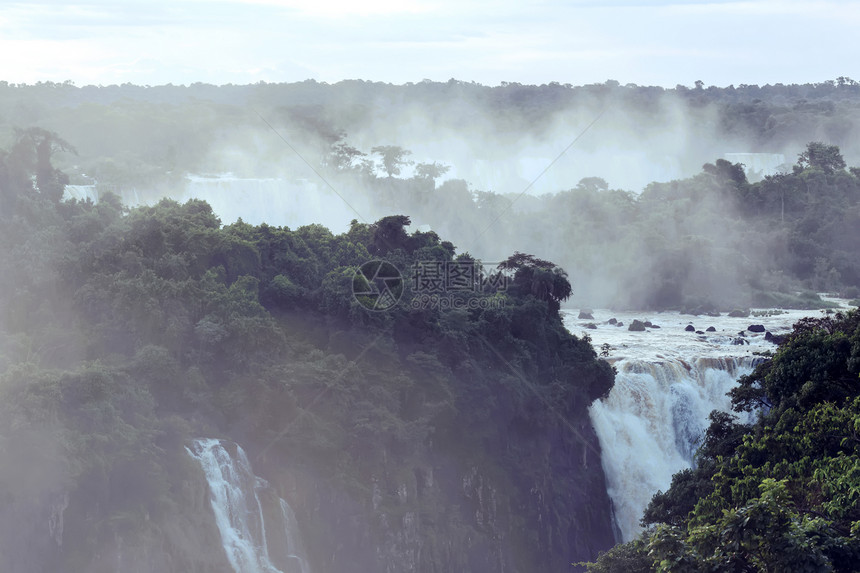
[0,128,616,571]
[3,79,859,310]
[2,78,860,572]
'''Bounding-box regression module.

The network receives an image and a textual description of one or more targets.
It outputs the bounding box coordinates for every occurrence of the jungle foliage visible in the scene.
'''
[0,132,615,572]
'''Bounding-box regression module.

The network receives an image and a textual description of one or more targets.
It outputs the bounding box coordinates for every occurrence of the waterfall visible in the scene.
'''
[186,438,311,573]
[589,356,759,542]
[178,175,360,229]
[63,184,99,203]
[62,175,368,230]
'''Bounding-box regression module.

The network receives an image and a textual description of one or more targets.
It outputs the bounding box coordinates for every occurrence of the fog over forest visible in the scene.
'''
[19,79,858,309]
[1,78,860,573]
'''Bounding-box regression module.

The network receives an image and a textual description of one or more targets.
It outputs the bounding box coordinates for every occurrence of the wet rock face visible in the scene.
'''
[268,425,615,573]
[0,460,231,573]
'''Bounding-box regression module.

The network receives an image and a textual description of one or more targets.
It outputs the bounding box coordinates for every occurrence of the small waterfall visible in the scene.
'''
[589,357,758,542]
[179,176,359,229]
[280,499,311,573]
[63,184,99,203]
[186,438,311,573]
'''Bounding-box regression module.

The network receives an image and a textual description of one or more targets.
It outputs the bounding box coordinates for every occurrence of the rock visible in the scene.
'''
[585,323,597,329]
[650,324,661,329]
[643,321,653,327]
[628,320,646,332]
[616,321,624,327]
[706,312,721,317]
[728,309,750,318]
[732,337,749,345]
[747,324,766,333]
[737,331,746,337]
[685,325,696,332]
[765,331,786,344]
[608,318,617,325]
[695,330,704,334]
[706,326,716,332]
[578,310,594,320]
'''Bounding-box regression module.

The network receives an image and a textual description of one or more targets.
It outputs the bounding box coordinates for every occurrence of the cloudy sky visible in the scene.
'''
[1,0,858,87]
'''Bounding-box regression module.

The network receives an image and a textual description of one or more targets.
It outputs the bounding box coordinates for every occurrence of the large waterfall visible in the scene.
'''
[186,438,311,573]
[589,356,757,541]
[563,306,839,542]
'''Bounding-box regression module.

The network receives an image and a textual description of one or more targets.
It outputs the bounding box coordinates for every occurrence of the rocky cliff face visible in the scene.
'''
[258,419,614,573]
[1,380,613,573]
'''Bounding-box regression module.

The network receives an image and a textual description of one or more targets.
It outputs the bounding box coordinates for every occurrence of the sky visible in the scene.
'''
[1,0,858,87]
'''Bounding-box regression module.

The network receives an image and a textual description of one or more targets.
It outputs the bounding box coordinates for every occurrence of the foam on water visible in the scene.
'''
[563,302,848,541]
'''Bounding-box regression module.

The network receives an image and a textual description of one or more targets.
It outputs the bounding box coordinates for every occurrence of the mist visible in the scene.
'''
[80,80,853,310]
[3,79,860,572]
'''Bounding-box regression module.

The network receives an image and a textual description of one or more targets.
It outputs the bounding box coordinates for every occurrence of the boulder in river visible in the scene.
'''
[685,325,696,332]
[578,310,594,320]
[628,320,647,332]
[608,318,617,325]
[706,326,716,332]
[765,331,786,344]
[748,324,766,333]
[728,309,750,318]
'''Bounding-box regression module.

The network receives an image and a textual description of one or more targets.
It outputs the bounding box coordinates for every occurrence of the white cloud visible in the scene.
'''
[194,0,438,17]
[0,0,857,86]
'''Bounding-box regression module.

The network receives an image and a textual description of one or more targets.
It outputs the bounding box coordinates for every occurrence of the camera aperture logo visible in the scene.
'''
[352,260,404,311]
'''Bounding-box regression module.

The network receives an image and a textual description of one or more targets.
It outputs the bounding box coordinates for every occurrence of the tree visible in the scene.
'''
[4,128,72,201]
[368,214,411,255]
[497,252,572,314]
[370,145,413,178]
[327,141,366,171]
[702,158,747,187]
[575,176,609,193]
[413,161,450,181]
[796,141,846,173]
[10,127,75,202]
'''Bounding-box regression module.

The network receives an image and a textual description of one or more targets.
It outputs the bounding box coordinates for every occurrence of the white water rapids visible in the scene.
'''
[186,438,311,573]
[562,302,850,542]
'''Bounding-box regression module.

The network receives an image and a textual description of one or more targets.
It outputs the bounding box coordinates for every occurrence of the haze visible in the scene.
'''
[2,0,859,87]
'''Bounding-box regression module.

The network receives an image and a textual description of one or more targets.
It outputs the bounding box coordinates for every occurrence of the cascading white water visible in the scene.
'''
[186,438,311,573]
[62,175,366,230]
[178,175,362,229]
[563,304,848,542]
[63,184,100,203]
[589,357,756,541]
